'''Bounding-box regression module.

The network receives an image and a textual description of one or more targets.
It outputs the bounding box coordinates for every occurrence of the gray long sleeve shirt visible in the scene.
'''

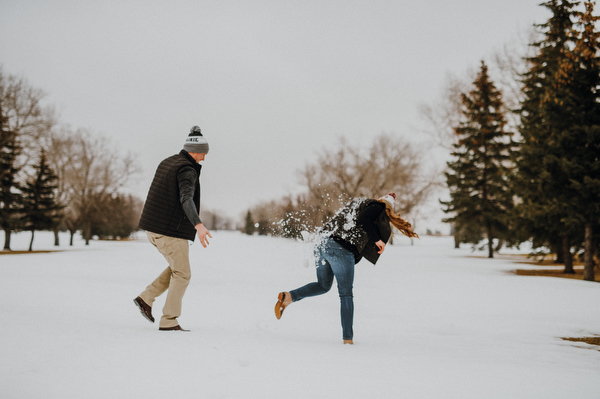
[178,166,202,227]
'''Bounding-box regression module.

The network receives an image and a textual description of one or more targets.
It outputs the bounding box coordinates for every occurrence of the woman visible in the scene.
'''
[274,192,418,344]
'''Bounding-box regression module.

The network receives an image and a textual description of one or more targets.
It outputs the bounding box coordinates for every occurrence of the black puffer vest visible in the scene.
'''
[138,151,201,241]
[320,198,391,265]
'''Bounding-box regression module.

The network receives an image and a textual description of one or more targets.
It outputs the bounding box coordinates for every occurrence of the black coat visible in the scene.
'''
[320,198,391,265]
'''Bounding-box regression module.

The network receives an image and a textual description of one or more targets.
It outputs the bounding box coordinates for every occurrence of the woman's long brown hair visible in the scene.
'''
[379,201,419,239]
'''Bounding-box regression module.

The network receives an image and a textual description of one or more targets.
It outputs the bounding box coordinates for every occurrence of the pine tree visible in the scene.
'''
[553,1,600,280]
[514,0,579,270]
[20,150,63,251]
[244,210,255,235]
[0,103,23,251]
[442,61,516,258]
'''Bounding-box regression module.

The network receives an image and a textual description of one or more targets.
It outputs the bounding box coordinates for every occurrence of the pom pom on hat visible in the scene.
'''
[183,126,209,154]
[378,192,396,209]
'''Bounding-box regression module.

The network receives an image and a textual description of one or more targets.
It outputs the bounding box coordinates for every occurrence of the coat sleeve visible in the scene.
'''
[177,166,202,226]
[356,202,385,242]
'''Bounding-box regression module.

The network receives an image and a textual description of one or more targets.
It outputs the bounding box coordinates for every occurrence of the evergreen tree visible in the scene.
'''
[442,61,516,258]
[0,67,54,250]
[0,103,23,251]
[20,150,63,251]
[553,1,600,280]
[514,0,579,270]
[244,210,255,235]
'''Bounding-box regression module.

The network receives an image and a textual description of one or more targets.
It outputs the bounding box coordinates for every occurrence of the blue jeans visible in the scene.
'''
[290,237,356,340]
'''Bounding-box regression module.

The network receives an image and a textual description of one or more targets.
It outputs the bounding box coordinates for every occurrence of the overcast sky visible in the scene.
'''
[1,1,550,228]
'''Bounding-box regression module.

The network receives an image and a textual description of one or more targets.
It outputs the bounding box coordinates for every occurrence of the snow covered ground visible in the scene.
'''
[1,231,599,398]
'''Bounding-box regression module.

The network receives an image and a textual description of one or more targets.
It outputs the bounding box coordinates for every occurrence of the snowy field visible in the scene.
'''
[1,230,599,399]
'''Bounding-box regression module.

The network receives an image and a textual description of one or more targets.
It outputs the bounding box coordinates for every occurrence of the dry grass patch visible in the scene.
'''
[0,250,60,255]
[513,267,600,282]
[505,253,600,282]
[561,336,600,351]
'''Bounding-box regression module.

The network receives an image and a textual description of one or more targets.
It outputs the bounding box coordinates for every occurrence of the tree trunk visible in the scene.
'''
[83,223,91,245]
[562,235,574,274]
[487,225,494,259]
[554,239,564,264]
[3,228,11,251]
[53,227,60,246]
[65,218,79,246]
[494,239,504,252]
[28,229,35,252]
[454,228,460,248]
[584,223,595,282]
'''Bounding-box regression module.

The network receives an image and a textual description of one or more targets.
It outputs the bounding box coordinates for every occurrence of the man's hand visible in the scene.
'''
[375,240,385,254]
[195,223,212,248]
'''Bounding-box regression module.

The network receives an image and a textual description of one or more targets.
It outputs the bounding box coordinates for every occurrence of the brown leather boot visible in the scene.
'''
[275,292,292,319]
[133,297,154,323]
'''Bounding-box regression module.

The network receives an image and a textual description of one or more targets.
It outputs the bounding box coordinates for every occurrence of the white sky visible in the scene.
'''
[0,0,550,225]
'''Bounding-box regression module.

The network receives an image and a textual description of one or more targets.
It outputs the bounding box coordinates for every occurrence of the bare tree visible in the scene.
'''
[417,73,472,150]
[419,29,533,151]
[298,133,437,230]
[45,126,78,245]
[490,28,539,133]
[0,67,55,166]
[59,128,140,245]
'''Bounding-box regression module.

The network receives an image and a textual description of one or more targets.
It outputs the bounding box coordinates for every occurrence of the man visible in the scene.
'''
[133,126,211,331]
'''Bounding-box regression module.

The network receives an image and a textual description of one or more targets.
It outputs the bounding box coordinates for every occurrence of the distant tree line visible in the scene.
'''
[435,0,599,281]
[243,133,438,240]
[0,66,140,251]
[202,209,237,232]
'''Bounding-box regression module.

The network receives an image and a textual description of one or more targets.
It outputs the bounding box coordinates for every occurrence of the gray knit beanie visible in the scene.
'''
[183,126,209,154]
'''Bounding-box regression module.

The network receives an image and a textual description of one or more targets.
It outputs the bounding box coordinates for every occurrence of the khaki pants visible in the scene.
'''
[139,232,191,328]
